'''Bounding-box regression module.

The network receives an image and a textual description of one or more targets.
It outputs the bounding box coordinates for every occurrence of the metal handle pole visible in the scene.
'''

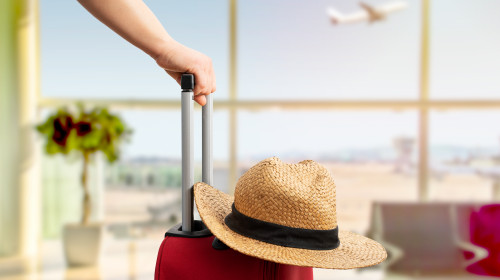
[202,94,213,185]
[180,74,213,232]
[181,74,194,232]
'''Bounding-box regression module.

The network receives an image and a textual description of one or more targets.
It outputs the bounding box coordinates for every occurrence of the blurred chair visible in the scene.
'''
[368,202,487,275]
[466,204,500,277]
[452,203,488,268]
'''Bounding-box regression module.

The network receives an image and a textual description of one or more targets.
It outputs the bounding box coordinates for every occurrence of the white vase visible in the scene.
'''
[63,223,103,267]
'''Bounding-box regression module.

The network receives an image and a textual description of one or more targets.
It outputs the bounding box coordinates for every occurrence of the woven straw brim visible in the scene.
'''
[194,182,387,269]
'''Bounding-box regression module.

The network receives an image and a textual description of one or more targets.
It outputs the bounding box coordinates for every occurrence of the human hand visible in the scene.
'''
[155,42,216,106]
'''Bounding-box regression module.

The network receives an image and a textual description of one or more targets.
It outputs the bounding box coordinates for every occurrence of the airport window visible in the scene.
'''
[39,0,500,233]
[34,0,500,278]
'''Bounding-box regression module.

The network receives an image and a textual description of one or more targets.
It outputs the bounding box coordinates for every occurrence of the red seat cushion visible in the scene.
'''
[467,204,500,276]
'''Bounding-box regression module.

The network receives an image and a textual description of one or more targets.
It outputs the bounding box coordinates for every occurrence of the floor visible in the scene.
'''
[0,239,493,280]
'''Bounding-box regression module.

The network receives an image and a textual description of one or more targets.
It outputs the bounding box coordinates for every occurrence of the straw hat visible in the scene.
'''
[194,157,387,269]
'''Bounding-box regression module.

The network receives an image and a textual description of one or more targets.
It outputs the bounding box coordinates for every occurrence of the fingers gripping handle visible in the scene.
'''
[181,74,213,232]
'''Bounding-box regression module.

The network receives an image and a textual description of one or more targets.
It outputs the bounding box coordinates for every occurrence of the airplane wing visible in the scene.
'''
[359,2,385,22]
[327,7,368,24]
[359,2,378,17]
[376,1,408,14]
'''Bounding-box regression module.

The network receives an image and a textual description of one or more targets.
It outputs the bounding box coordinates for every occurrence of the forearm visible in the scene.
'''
[78,0,175,59]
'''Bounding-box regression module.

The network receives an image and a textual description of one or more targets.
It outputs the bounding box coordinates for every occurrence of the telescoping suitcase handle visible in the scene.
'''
[181,73,213,232]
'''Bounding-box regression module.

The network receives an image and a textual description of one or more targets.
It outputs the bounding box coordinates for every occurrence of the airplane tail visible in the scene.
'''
[326,7,343,24]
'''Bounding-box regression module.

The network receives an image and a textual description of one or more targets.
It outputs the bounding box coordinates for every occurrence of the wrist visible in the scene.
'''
[149,37,178,61]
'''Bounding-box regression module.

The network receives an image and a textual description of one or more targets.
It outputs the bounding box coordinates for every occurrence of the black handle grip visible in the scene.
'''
[181,74,195,90]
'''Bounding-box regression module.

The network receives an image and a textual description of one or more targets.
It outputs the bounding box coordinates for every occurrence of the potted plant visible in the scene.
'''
[36,105,131,266]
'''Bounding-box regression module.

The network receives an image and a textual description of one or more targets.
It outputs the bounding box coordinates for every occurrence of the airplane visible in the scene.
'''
[327,1,407,25]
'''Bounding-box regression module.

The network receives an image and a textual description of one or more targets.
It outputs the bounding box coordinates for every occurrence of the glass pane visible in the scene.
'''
[238,111,418,232]
[104,109,229,235]
[430,0,500,99]
[118,110,228,161]
[40,0,229,100]
[42,155,102,238]
[238,0,421,100]
[429,110,499,201]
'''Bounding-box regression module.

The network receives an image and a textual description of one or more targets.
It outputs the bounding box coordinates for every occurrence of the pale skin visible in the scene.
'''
[78,0,216,106]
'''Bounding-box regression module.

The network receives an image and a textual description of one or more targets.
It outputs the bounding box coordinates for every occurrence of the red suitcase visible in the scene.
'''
[154,74,313,280]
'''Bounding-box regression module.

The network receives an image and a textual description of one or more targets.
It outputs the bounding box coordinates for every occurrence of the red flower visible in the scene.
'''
[52,116,73,146]
[74,121,92,136]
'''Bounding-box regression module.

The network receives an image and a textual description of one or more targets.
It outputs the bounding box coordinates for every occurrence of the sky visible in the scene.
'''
[40,0,500,160]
